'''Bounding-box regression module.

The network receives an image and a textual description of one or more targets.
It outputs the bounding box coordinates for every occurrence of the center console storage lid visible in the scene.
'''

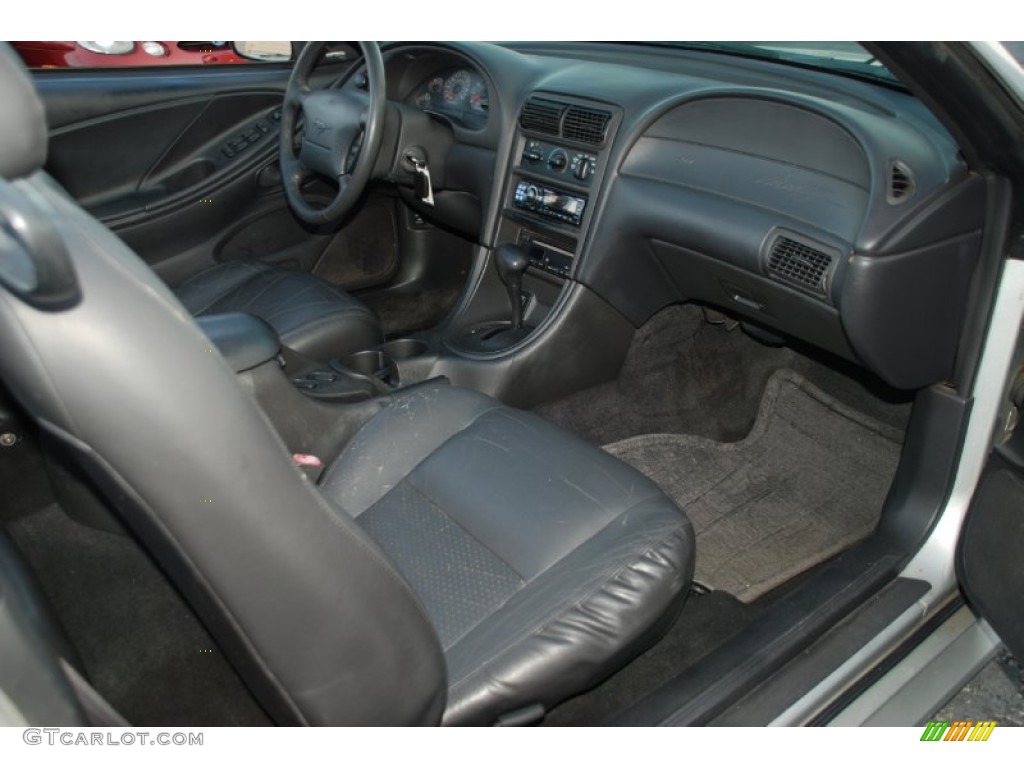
[197,312,280,373]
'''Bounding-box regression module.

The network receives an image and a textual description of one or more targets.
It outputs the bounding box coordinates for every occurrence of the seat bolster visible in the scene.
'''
[0,46,47,180]
[441,497,695,726]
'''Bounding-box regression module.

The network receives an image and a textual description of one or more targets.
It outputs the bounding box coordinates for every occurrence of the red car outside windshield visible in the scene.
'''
[13,41,247,68]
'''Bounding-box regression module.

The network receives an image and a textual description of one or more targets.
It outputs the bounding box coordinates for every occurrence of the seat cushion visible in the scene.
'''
[174,262,382,360]
[321,383,695,725]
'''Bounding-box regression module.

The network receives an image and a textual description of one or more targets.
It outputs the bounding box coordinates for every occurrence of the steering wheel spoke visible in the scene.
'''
[279,42,386,225]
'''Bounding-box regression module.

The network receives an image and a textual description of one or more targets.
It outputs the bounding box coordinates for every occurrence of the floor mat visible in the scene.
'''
[312,200,398,289]
[604,369,904,602]
[534,304,913,447]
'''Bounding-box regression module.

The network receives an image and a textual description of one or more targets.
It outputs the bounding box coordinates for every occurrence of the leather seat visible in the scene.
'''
[0,46,695,725]
[174,261,383,361]
[322,382,694,724]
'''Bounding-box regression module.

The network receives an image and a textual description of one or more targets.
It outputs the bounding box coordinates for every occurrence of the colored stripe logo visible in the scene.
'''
[920,721,997,741]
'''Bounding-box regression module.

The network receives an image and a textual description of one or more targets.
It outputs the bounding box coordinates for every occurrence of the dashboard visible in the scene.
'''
[406,67,489,129]
[381,42,985,392]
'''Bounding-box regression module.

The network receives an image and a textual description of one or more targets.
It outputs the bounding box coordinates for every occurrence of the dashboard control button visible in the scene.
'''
[523,141,544,163]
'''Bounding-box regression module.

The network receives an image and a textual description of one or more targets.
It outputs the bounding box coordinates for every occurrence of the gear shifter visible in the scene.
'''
[495,243,529,330]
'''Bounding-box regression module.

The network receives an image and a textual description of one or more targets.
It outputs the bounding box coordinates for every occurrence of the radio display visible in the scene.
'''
[539,189,584,217]
[513,181,587,226]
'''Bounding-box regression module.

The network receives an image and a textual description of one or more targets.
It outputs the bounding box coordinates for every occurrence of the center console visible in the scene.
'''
[501,96,618,282]
[447,93,623,357]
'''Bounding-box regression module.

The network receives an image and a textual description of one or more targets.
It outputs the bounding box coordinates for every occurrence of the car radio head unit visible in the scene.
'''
[512,181,586,227]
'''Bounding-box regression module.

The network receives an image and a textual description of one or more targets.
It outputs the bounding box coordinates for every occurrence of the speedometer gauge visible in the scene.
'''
[443,70,473,103]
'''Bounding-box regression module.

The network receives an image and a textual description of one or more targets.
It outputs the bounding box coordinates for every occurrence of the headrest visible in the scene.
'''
[0,43,47,180]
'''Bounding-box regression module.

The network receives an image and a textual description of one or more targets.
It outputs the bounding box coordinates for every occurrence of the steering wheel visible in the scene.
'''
[279,42,386,225]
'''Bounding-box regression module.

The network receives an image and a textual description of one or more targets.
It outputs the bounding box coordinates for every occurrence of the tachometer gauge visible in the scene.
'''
[443,70,472,103]
[427,76,444,93]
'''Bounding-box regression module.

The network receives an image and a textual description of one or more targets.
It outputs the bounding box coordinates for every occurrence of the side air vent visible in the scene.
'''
[519,98,566,136]
[887,160,916,204]
[562,106,612,145]
[764,233,839,298]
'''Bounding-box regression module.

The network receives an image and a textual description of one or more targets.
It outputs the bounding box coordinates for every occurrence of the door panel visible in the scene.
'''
[29,64,400,291]
[48,92,282,220]
[35,65,298,130]
[956,460,1024,660]
[956,300,1024,661]
[35,67,298,275]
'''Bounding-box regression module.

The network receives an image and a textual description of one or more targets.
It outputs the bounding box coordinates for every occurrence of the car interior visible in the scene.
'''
[0,40,1018,726]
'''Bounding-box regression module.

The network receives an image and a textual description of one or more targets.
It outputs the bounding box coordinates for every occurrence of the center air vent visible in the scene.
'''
[764,233,838,297]
[519,96,613,145]
[519,98,566,136]
[563,106,611,145]
[887,160,916,204]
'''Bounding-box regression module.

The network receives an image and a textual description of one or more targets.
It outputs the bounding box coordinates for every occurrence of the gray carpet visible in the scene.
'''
[312,200,398,289]
[605,369,904,602]
[534,304,913,446]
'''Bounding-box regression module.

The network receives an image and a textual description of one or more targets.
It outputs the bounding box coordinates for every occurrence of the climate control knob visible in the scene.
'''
[574,156,594,181]
[547,149,568,172]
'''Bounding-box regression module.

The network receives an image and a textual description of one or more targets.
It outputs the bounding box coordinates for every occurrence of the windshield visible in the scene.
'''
[649,42,900,85]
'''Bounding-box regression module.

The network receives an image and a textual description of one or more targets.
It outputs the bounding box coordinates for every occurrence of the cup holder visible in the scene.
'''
[325,338,431,392]
[378,338,428,360]
[334,350,393,379]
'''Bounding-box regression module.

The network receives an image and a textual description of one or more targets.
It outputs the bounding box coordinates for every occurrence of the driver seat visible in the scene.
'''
[173,261,383,361]
[0,45,695,725]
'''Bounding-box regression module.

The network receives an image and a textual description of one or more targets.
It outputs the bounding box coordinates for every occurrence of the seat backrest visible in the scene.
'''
[0,45,446,726]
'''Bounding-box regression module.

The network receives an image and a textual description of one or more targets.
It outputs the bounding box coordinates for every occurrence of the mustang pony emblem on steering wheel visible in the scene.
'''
[279,42,387,225]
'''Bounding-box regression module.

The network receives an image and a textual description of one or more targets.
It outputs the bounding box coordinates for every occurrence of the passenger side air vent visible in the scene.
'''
[519,98,566,136]
[562,106,612,145]
[764,233,838,298]
[887,160,916,204]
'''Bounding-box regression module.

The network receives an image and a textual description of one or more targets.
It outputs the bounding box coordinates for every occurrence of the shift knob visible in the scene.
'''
[495,244,529,330]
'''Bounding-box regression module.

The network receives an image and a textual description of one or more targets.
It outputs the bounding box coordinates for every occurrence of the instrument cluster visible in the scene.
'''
[407,67,489,129]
